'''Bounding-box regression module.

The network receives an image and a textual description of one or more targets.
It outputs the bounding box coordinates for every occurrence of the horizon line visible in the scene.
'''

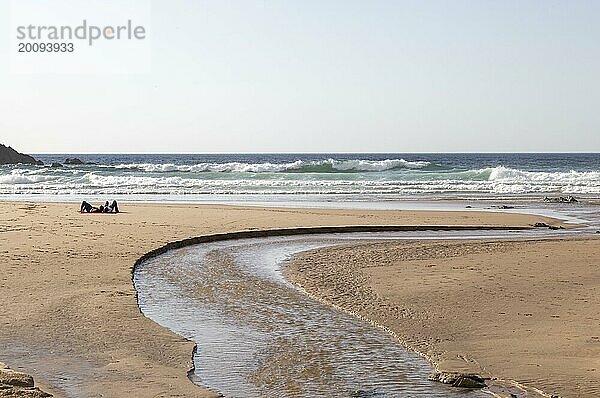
[30,151,600,155]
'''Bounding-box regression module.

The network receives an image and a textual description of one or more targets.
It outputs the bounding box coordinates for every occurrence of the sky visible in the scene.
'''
[1,0,599,153]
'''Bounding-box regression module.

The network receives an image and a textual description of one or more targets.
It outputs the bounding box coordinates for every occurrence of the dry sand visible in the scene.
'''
[0,201,567,397]
[286,237,600,398]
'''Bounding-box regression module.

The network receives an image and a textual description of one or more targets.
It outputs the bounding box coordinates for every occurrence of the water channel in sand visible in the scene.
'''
[134,228,573,397]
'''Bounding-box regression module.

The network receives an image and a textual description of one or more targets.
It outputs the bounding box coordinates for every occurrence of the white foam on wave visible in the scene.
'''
[0,170,58,185]
[485,166,600,192]
[327,158,430,171]
[110,158,430,173]
[488,165,600,182]
[111,162,302,173]
[1,163,599,195]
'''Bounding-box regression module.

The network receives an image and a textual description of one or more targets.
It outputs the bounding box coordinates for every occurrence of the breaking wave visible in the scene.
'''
[1,162,599,196]
[109,158,432,173]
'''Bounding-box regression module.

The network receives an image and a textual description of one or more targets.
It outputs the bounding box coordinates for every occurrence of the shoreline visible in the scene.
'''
[285,236,600,398]
[0,201,574,397]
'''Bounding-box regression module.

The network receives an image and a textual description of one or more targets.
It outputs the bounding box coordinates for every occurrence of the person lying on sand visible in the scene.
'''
[102,200,119,213]
[80,200,119,213]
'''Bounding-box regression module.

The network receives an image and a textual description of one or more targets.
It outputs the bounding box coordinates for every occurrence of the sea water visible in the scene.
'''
[1,153,599,201]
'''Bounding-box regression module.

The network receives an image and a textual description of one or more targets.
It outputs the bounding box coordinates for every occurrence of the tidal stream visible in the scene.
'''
[133,227,572,398]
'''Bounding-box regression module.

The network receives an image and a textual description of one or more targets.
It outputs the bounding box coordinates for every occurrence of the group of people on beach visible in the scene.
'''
[80,200,120,213]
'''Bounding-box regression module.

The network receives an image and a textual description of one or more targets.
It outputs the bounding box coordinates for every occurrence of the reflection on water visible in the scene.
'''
[134,232,508,397]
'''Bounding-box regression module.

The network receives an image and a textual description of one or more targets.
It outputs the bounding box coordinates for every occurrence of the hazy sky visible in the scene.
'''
[1,0,599,153]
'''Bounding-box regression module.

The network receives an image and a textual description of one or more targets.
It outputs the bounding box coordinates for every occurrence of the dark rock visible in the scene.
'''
[350,389,382,397]
[490,205,516,209]
[534,222,564,230]
[0,369,34,388]
[64,157,85,165]
[0,144,43,165]
[465,205,472,208]
[0,386,53,397]
[0,366,52,397]
[544,196,578,203]
[452,375,487,388]
[429,371,487,389]
[50,163,63,168]
[596,231,600,234]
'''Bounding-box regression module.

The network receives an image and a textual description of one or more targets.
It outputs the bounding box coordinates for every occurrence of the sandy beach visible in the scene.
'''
[287,236,600,398]
[4,0,600,396]
[0,200,582,397]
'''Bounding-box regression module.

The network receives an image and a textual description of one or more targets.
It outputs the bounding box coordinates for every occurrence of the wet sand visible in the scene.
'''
[286,237,600,398]
[0,201,564,397]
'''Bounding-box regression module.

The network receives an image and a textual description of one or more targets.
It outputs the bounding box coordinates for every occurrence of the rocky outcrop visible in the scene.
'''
[0,368,34,388]
[0,387,52,398]
[0,145,42,165]
[64,157,84,165]
[533,222,550,228]
[0,363,52,397]
[429,371,487,389]
[491,205,515,209]
[533,222,564,230]
[543,196,578,203]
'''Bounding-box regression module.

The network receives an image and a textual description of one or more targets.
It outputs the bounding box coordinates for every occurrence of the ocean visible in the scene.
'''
[1,153,599,202]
